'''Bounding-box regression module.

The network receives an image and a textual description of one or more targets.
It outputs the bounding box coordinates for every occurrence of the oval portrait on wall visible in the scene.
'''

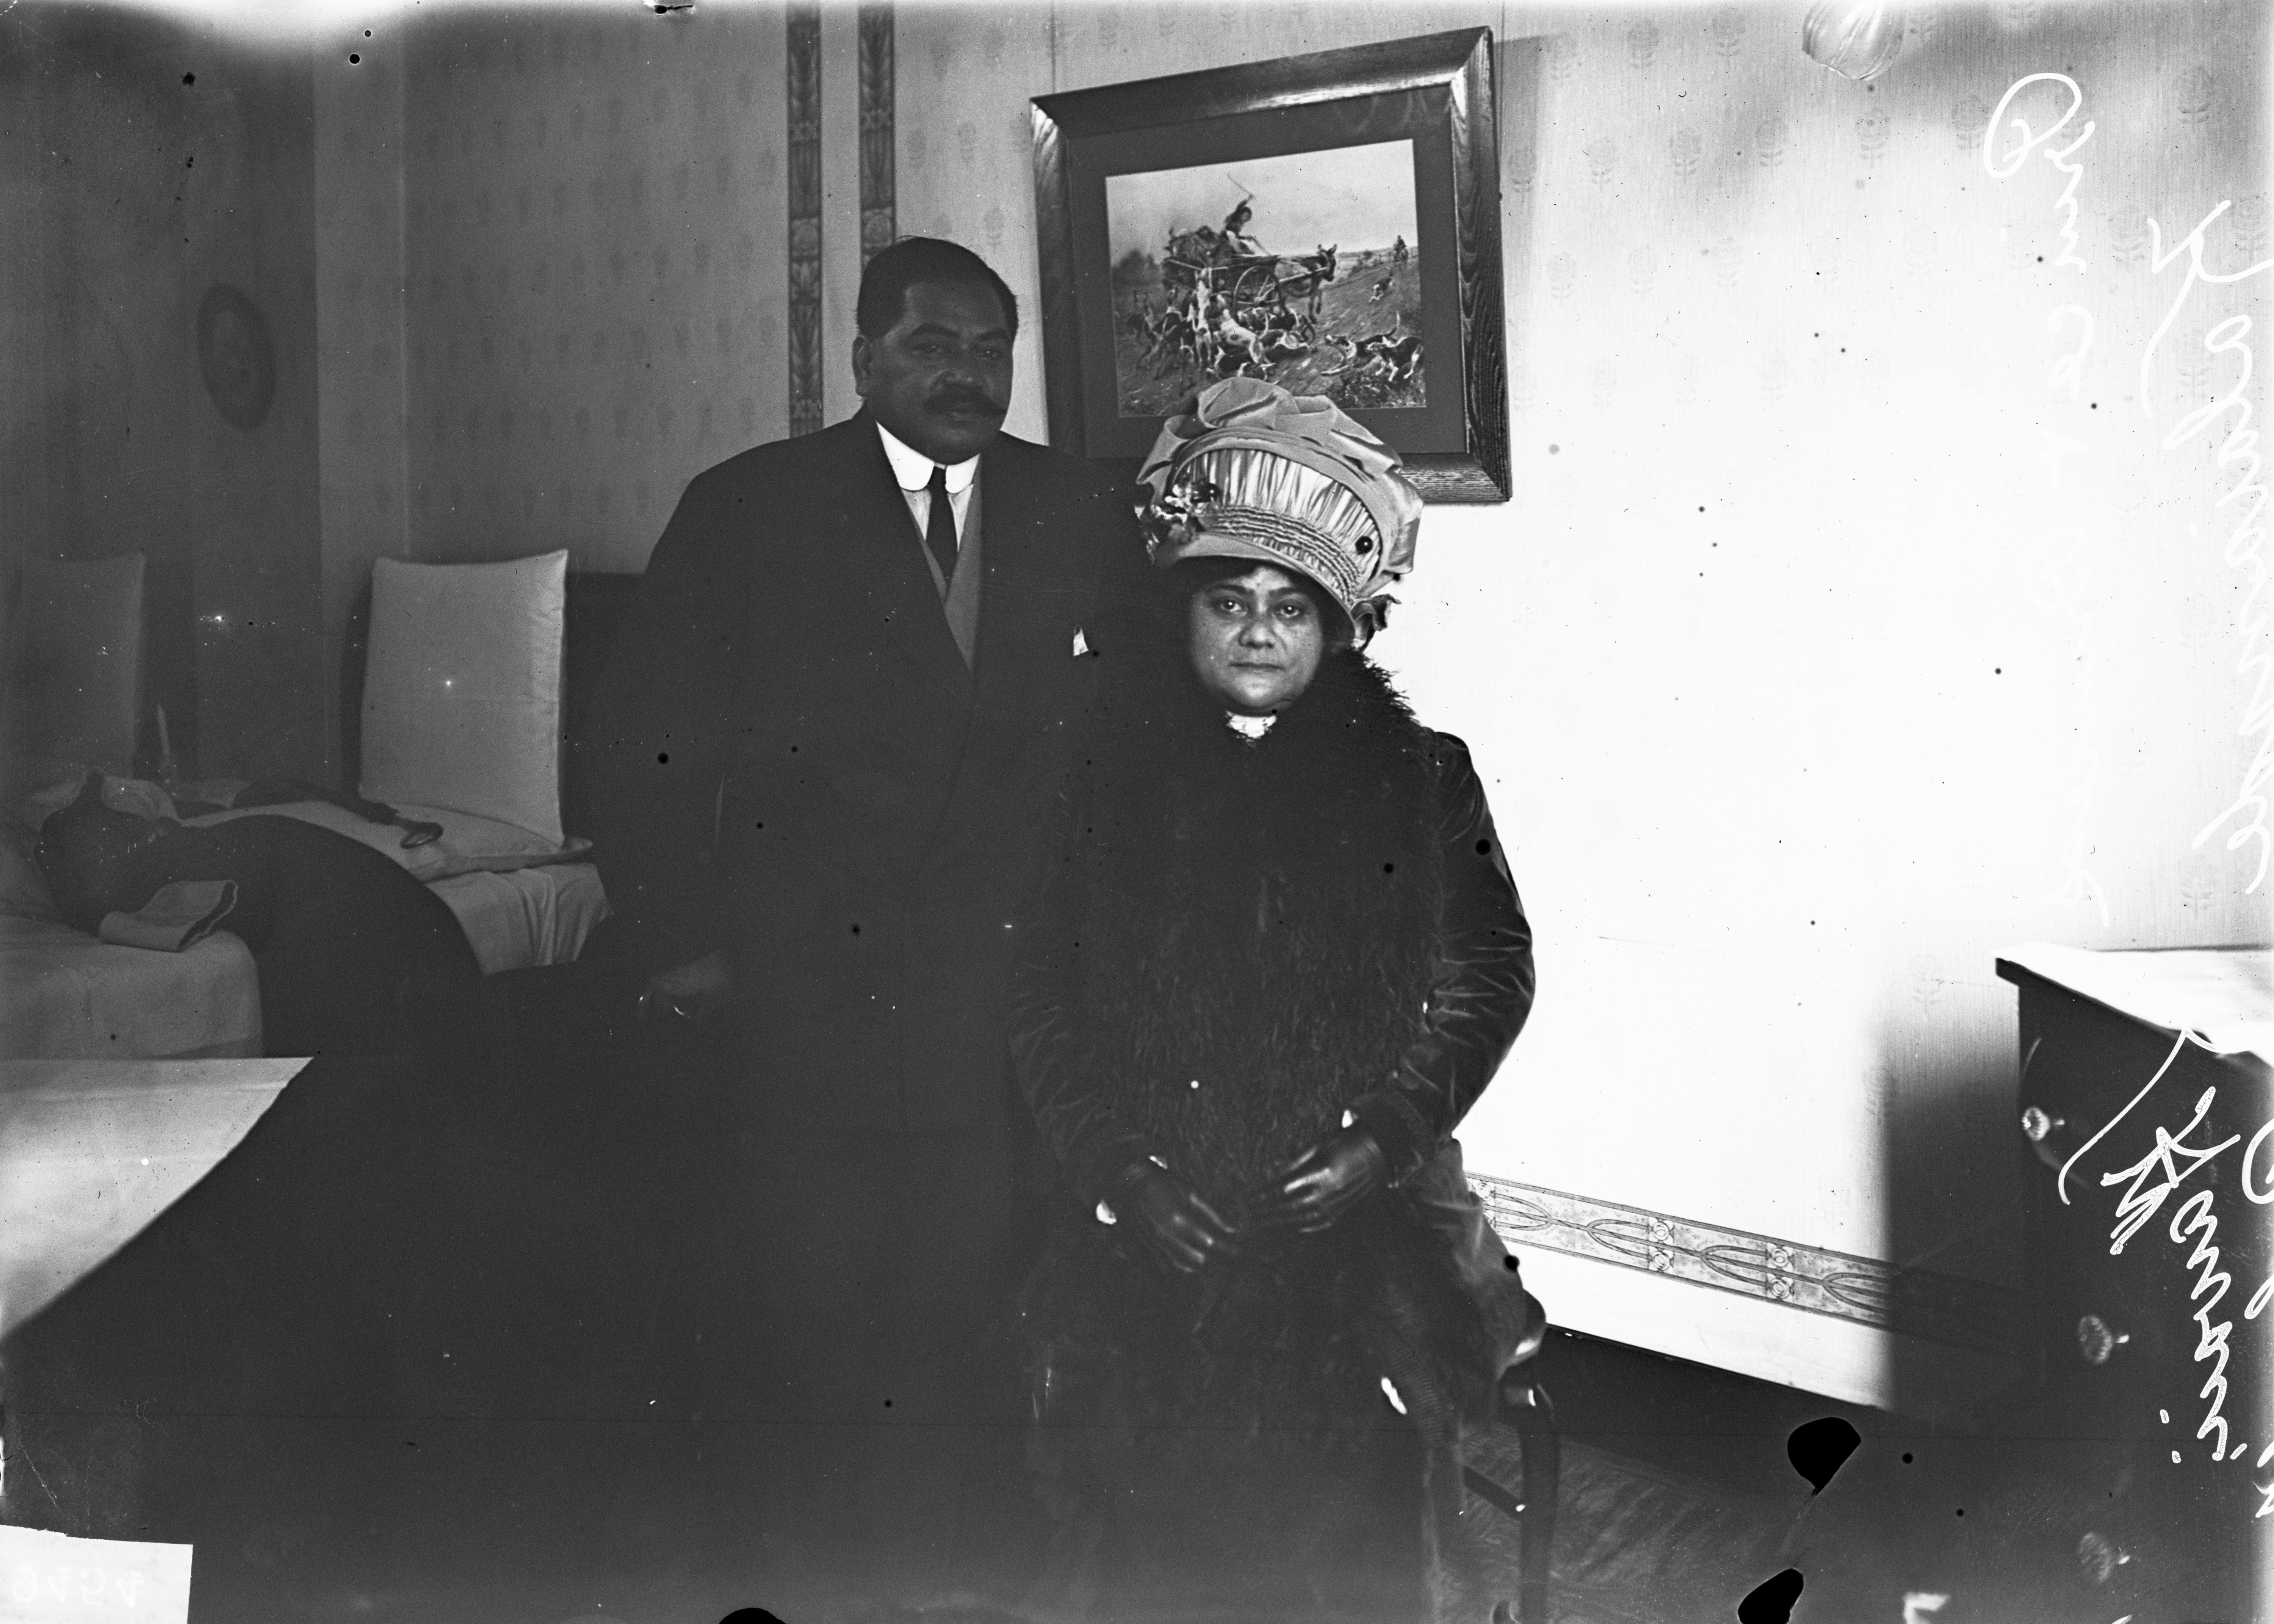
[197,283,275,431]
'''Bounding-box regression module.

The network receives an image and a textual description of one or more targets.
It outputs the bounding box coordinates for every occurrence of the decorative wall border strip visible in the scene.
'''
[1469,1173,2022,1358]
[785,1,825,437]
[856,3,895,264]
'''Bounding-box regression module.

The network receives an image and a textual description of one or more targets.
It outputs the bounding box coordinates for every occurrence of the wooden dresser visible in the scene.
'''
[1998,943,2273,1620]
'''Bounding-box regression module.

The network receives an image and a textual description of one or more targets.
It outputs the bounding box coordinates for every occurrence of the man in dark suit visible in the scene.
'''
[586,238,1136,1602]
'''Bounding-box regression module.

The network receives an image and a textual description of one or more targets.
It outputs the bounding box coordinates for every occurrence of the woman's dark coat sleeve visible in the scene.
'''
[1344,735,1535,1187]
[1008,787,1154,1207]
[584,469,753,977]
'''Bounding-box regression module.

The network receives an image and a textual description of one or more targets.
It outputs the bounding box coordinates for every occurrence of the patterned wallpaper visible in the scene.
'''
[9,3,327,784]
[325,5,793,574]
[300,0,2266,1401]
[883,0,2266,1396]
[313,21,408,775]
[0,39,51,599]
[894,5,1059,443]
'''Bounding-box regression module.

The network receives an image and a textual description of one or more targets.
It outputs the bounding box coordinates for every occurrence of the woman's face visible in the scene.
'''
[1186,563,1328,715]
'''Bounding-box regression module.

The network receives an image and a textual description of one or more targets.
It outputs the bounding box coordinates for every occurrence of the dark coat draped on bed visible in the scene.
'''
[1009,646,1537,1620]
[35,775,482,1058]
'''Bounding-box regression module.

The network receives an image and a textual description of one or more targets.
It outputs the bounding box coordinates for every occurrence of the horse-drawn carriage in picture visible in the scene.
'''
[1160,225,1337,327]
[1127,217,1338,390]
[1114,187,1423,412]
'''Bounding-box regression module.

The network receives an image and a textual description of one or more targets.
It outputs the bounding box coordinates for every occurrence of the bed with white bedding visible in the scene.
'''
[181,796,610,977]
[0,913,264,1060]
[0,795,609,1060]
[0,554,636,1061]
[431,862,611,978]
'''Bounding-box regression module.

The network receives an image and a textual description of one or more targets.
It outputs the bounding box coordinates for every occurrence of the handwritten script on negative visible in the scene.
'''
[2057,1026,2272,1516]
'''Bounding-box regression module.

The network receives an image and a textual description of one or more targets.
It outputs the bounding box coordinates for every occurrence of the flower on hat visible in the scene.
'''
[1136,378,1423,645]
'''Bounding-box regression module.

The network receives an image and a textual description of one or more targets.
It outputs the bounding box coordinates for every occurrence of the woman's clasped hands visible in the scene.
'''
[1112,1122,1389,1274]
[1111,1160,1240,1275]
[1255,1123,1389,1234]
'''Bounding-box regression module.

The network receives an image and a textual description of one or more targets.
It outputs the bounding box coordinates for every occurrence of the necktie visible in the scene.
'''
[922,463,958,588]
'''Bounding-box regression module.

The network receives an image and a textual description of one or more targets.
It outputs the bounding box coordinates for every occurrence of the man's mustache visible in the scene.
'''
[927,386,1004,415]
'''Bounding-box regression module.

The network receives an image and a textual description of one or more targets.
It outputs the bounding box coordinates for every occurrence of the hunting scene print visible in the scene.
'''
[1106,139,1425,417]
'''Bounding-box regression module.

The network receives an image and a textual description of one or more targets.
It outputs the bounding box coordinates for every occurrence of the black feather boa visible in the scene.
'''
[1020,649,1497,1458]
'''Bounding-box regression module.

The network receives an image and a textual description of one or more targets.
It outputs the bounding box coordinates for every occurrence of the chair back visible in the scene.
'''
[337,568,643,841]
[557,572,643,840]
[355,552,568,844]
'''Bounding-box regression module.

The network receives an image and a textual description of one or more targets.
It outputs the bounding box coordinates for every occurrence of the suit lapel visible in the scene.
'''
[969,443,1042,708]
[926,441,1091,863]
[840,412,973,700]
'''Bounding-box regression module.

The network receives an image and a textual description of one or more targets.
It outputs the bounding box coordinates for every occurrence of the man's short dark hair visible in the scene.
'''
[856,238,1020,341]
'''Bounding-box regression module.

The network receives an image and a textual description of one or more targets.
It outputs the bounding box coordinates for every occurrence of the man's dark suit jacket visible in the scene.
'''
[587,410,1139,1135]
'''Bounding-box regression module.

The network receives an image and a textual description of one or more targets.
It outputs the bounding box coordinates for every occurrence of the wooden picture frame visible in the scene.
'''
[1031,28,1508,502]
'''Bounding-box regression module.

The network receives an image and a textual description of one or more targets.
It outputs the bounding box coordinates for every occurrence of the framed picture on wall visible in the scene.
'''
[1031,28,1508,502]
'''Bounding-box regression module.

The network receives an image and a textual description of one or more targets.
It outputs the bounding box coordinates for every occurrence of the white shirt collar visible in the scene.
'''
[1226,712,1277,742]
[875,419,979,496]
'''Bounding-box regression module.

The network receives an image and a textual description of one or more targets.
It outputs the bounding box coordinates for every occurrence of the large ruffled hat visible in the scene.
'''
[1135,378,1423,646]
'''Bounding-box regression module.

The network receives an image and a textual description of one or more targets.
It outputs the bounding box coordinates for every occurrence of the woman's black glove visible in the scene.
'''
[1254,1125,1388,1234]
[1110,1160,1241,1274]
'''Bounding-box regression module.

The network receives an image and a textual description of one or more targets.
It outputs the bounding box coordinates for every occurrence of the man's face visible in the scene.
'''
[852,280,1013,464]
[1187,563,1328,716]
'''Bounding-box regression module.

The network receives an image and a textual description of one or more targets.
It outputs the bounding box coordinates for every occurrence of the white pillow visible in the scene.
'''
[360,551,567,843]
[185,801,590,883]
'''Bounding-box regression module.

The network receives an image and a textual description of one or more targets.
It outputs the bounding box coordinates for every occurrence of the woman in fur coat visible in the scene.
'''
[1010,380,1538,1621]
